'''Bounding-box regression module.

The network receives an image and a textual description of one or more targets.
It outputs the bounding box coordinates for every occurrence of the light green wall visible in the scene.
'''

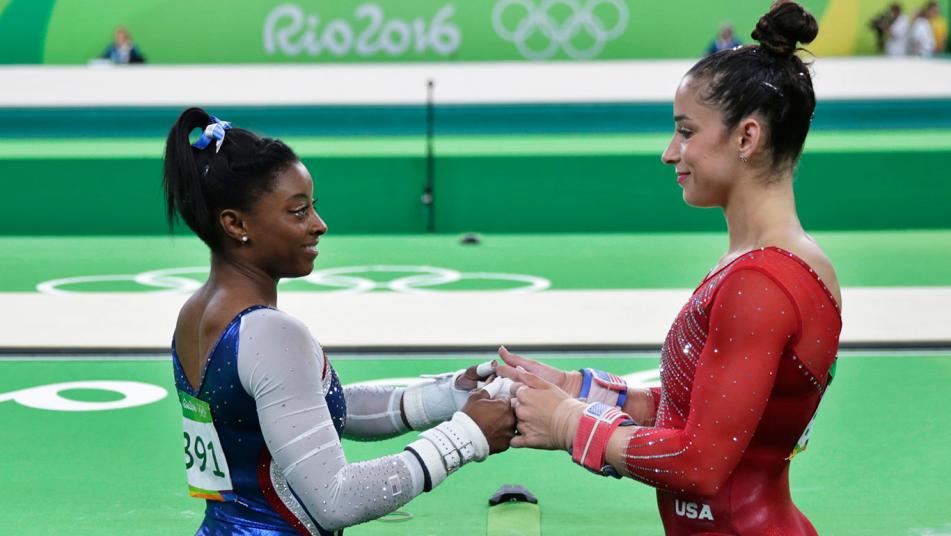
[15,0,938,64]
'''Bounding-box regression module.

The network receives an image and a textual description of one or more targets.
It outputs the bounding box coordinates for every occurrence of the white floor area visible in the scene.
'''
[4,287,949,350]
[1,57,949,107]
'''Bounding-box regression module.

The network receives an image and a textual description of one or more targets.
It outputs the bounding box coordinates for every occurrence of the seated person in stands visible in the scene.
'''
[102,26,146,64]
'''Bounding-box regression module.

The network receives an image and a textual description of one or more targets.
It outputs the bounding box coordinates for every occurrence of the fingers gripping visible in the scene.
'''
[481,377,516,400]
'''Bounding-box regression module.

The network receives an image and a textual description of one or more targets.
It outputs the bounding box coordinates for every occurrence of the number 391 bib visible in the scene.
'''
[179,390,235,501]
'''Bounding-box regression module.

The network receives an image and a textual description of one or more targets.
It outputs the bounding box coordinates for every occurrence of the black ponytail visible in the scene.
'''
[686,1,819,171]
[163,107,299,249]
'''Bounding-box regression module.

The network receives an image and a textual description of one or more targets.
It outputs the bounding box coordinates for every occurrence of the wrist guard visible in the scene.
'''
[404,411,489,491]
[570,402,634,478]
[403,361,494,430]
[578,368,628,407]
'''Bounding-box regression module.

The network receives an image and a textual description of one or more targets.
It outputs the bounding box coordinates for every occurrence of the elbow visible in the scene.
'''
[316,515,348,533]
[292,475,354,532]
[682,470,730,498]
[689,480,724,498]
[315,500,384,532]
[306,496,357,532]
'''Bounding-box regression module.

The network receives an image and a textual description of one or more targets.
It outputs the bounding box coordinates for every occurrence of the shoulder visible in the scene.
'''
[236,308,324,392]
[773,237,841,303]
[238,308,322,365]
[239,307,313,341]
[724,243,840,308]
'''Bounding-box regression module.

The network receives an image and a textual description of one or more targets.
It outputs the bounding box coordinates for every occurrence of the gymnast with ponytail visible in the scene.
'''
[164,108,516,535]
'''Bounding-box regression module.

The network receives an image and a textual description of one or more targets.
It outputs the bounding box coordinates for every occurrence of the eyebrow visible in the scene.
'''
[287,193,311,202]
[674,114,690,122]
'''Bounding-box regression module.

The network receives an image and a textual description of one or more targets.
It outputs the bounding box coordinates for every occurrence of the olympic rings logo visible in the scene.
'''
[36,265,551,295]
[492,0,629,60]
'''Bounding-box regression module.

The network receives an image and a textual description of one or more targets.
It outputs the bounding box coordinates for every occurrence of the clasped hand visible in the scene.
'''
[459,347,586,454]
[495,346,586,451]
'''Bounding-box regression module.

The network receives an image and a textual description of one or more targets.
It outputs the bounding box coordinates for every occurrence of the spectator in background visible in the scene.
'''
[102,26,146,64]
[885,3,911,55]
[909,4,937,56]
[927,1,948,53]
[706,23,742,56]
[870,3,903,52]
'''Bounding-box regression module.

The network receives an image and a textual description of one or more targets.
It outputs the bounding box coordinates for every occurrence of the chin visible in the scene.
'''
[682,189,719,208]
[293,263,315,278]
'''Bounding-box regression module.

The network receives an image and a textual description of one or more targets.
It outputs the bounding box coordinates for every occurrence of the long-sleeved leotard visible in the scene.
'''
[173,307,483,536]
[609,247,841,535]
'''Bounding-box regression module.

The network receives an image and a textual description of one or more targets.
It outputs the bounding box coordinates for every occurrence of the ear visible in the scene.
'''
[735,116,765,162]
[219,209,249,245]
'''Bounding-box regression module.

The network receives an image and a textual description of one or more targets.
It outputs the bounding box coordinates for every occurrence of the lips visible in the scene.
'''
[303,242,319,258]
[676,171,690,185]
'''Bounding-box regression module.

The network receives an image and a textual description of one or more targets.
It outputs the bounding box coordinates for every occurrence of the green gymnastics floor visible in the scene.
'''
[1,352,949,535]
[1,230,949,534]
[3,229,951,292]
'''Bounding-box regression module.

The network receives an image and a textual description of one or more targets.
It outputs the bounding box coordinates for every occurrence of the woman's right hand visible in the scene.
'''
[461,390,516,454]
[495,346,582,397]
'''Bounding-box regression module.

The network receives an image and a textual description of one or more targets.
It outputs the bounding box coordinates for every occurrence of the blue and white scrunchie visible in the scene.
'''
[192,116,232,153]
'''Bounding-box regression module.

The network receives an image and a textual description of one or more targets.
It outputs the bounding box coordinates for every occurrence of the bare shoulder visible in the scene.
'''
[173,292,205,358]
[175,288,264,360]
[776,236,842,308]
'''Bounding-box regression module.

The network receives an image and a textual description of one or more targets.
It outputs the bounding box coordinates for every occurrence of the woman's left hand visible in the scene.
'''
[510,368,586,450]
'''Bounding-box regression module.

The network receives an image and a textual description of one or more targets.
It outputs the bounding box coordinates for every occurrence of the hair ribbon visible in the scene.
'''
[192,116,232,153]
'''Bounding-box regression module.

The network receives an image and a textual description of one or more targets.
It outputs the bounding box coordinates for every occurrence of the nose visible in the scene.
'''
[311,210,328,236]
[661,135,679,165]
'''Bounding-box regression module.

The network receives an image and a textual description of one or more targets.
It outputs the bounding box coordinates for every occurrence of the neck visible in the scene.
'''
[722,171,801,254]
[207,253,278,306]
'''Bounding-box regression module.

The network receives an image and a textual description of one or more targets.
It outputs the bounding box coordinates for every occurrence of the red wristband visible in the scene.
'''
[571,402,634,474]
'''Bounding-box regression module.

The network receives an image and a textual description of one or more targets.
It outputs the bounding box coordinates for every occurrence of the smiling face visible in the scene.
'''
[661,75,744,208]
[241,161,327,279]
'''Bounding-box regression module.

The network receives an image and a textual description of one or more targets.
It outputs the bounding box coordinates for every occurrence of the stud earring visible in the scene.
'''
[739,154,749,163]
[241,236,249,244]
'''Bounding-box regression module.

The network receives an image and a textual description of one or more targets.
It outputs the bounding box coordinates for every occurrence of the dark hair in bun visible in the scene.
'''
[686,1,819,170]
[752,1,819,56]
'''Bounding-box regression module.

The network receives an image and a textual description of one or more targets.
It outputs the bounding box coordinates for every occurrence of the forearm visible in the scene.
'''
[342,384,409,440]
[294,450,424,531]
[275,405,487,532]
[344,361,501,439]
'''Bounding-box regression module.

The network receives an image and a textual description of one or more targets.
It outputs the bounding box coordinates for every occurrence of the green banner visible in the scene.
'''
[3,0,941,64]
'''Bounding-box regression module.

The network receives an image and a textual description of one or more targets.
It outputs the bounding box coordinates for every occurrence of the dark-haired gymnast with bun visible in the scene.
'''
[500,2,842,534]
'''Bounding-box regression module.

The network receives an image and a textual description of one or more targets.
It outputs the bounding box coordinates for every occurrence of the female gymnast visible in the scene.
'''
[164,107,516,535]
[500,2,842,534]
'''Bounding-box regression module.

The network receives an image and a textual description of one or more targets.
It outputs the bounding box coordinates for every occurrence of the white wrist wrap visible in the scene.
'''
[404,411,489,492]
[403,369,480,430]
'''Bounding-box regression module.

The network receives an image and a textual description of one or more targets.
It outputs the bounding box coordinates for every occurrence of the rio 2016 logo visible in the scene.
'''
[263,3,462,58]
[494,0,629,60]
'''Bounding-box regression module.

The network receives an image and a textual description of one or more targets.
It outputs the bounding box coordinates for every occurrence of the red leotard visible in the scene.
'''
[623,247,841,535]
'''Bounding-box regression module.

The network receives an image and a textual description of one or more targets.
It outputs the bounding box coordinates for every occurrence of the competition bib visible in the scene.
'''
[179,390,235,501]
[788,360,837,460]
[788,410,817,459]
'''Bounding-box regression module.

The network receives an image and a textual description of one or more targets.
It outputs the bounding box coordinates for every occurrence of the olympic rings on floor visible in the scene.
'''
[36,265,552,295]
